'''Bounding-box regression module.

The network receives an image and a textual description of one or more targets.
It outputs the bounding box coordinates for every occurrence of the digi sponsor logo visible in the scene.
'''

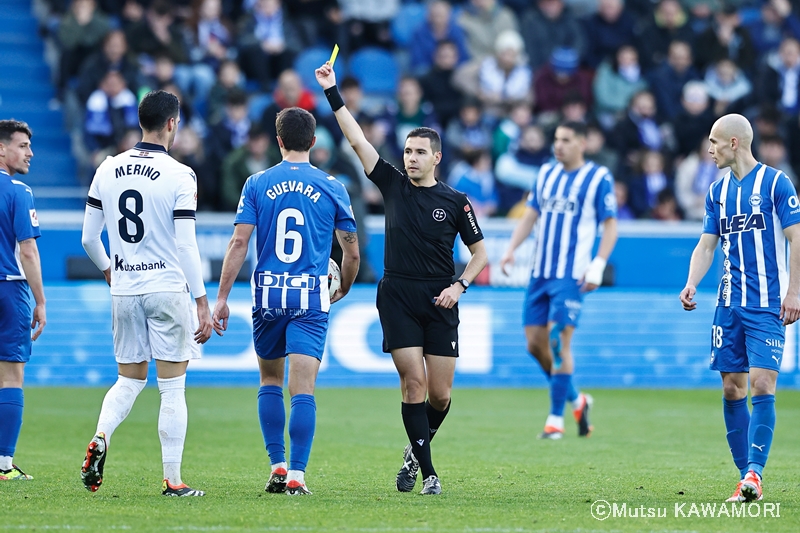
[258,271,317,290]
[542,197,577,214]
[114,255,166,272]
[719,213,765,235]
[432,208,446,221]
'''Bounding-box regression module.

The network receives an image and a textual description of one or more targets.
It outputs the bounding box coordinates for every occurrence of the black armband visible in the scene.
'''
[324,85,345,112]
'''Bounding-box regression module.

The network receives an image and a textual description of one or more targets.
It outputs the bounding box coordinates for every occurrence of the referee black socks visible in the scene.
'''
[425,399,450,442]
[401,402,436,479]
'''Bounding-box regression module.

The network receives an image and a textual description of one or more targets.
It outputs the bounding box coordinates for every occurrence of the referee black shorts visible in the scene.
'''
[376,276,459,357]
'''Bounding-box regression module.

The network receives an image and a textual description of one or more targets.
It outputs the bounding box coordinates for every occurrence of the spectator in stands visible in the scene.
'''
[220,124,276,211]
[90,128,139,169]
[320,76,368,147]
[125,0,190,65]
[646,40,700,122]
[160,82,207,139]
[409,0,470,75]
[180,0,235,112]
[592,45,649,129]
[492,101,533,160]
[744,0,800,56]
[338,0,399,51]
[171,126,217,210]
[382,76,441,158]
[704,58,752,116]
[558,93,590,125]
[694,5,756,73]
[582,0,638,68]
[614,181,635,220]
[83,70,139,154]
[757,36,800,116]
[475,30,532,114]
[457,0,519,60]
[758,134,799,186]
[651,189,683,221]
[610,90,667,178]
[447,150,498,217]
[585,122,619,176]
[57,0,111,94]
[260,69,317,142]
[285,0,341,48]
[494,124,550,214]
[237,0,302,90]
[685,0,717,38]
[208,59,245,125]
[206,88,251,183]
[635,0,694,69]
[349,115,394,213]
[445,99,493,161]
[520,0,585,71]
[672,81,716,158]
[533,47,591,116]
[419,40,465,129]
[675,139,727,220]
[137,54,178,98]
[628,149,672,218]
[76,30,140,104]
[784,111,800,179]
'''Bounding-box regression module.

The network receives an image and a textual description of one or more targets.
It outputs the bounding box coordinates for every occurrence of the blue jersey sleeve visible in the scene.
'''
[773,172,800,229]
[702,187,719,235]
[234,174,258,225]
[333,182,358,233]
[13,184,40,242]
[593,172,617,222]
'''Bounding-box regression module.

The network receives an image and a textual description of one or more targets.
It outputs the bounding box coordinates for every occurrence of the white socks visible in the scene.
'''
[0,455,12,470]
[96,376,147,443]
[544,414,564,431]
[287,469,305,485]
[158,374,188,485]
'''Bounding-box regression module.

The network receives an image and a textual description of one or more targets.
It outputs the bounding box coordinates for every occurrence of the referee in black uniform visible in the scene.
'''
[315,62,488,495]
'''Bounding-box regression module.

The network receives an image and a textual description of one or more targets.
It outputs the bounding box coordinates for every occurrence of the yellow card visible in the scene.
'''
[329,44,339,67]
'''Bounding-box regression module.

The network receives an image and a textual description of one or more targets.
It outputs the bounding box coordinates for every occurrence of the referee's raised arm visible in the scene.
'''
[315,62,379,175]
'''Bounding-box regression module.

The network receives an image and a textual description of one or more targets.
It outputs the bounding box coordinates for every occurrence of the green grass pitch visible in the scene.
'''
[1,387,799,532]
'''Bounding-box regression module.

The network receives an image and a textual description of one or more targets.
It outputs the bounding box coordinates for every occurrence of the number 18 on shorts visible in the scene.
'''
[709,306,784,373]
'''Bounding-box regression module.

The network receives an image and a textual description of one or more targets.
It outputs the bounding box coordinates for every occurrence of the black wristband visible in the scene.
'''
[324,86,345,112]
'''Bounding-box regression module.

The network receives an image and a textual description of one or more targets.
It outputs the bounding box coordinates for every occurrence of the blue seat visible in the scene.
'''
[348,48,399,95]
[391,3,427,47]
[294,46,341,91]
[248,93,273,121]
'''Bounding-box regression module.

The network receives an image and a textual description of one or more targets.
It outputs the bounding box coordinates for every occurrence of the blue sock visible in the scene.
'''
[258,386,285,465]
[288,394,316,472]
[747,394,776,478]
[723,397,750,478]
[566,380,579,404]
[550,374,570,417]
[0,388,24,458]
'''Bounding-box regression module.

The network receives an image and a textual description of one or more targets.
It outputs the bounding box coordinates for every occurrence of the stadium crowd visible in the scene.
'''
[35,0,800,220]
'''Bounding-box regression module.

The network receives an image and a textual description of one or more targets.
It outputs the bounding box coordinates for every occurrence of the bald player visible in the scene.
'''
[680,114,800,503]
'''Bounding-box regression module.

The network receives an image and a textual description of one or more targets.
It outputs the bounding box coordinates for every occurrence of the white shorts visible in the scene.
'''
[111,291,201,364]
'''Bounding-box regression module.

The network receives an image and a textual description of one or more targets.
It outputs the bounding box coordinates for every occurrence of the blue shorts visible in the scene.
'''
[0,280,33,363]
[524,276,584,327]
[710,306,783,373]
[252,308,329,361]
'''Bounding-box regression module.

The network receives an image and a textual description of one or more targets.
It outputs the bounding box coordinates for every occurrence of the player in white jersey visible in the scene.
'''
[500,121,618,440]
[79,90,213,497]
[680,114,800,503]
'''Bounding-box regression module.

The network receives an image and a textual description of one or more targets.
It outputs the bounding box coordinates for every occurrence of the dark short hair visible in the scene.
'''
[406,127,441,153]
[557,120,588,137]
[138,90,180,132]
[248,123,268,139]
[0,120,33,144]
[759,134,785,146]
[340,76,361,91]
[226,87,248,107]
[276,107,316,152]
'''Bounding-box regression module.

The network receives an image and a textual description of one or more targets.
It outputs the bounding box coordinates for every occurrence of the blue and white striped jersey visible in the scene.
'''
[0,168,40,281]
[235,160,357,312]
[702,163,800,308]
[527,161,616,280]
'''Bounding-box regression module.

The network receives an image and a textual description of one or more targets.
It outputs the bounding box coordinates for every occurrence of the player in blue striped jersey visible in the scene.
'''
[213,107,359,495]
[501,121,618,440]
[0,120,45,481]
[680,114,800,503]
